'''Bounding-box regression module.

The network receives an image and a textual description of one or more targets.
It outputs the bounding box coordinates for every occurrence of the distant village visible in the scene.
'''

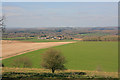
[37,35,73,40]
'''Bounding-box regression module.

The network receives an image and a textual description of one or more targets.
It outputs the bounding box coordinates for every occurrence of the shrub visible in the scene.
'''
[12,56,32,68]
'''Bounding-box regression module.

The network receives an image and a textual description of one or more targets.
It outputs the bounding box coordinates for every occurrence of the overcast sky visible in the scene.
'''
[2,2,118,28]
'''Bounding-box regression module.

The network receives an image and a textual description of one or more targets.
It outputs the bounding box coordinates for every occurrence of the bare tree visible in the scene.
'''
[41,48,66,73]
[0,16,6,33]
[0,16,7,40]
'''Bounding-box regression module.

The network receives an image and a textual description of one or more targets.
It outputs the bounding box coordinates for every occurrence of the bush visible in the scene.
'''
[12,56,32,68]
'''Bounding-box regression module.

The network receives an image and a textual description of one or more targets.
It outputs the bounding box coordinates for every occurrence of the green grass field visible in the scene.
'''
[3,38,76,42]
[2,41,118,72]
[21,39,76,42]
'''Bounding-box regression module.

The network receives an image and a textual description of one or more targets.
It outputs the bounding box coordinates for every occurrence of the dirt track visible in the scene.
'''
[2,40,73,59]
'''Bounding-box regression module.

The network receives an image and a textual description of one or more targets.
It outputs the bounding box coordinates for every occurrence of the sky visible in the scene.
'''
[1,0,120,2]
[2,2,118,28]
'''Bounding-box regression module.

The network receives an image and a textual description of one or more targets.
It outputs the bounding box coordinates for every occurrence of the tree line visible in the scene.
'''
[83,35,119,41]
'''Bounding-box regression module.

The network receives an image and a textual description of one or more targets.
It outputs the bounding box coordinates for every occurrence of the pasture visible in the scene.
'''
[3,38,76,42]
[2,41,118,72]
[21,39,76,42]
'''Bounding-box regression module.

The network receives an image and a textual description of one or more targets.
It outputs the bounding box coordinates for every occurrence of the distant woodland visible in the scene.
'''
[2,27,119,41]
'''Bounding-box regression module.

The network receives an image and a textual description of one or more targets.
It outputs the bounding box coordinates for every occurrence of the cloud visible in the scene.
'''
[3,6,24,11]
[2,6,25,17]
[4,12,22,16]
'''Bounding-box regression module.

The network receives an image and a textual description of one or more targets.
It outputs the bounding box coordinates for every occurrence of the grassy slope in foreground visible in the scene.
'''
[2,67,118,78]
[3,41,118,72]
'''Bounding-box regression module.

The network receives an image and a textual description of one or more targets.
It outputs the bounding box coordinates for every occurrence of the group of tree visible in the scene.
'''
[11,48,66,73]
[83,35,119,41]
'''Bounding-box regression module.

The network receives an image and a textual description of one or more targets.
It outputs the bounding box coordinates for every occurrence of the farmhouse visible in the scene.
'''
[38,36,65,40]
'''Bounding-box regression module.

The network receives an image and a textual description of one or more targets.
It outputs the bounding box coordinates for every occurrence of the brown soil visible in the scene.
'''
[1,40,74,59]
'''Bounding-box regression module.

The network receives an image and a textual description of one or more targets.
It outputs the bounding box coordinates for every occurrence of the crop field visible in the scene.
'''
[2,40,73,59]
[2,41,118,72]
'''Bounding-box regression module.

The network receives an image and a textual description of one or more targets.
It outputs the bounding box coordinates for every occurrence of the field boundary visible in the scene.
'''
[2,41,75,60]
[2,67,118,78]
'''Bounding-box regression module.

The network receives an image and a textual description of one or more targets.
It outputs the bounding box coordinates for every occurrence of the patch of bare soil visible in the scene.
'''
[1,40,74,60]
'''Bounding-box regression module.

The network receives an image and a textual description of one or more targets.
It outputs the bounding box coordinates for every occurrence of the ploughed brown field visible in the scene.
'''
[2,40,73,59]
